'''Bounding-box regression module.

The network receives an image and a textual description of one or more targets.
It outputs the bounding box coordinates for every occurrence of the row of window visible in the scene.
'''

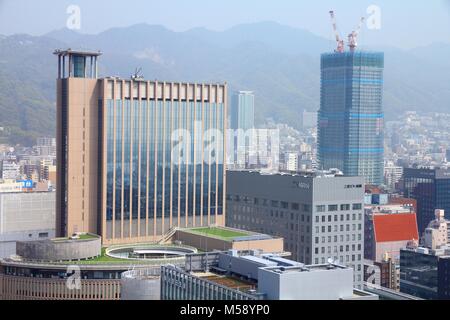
[315,233,362,244]
[316,203,362,212]
[314,244,362,255]
[315,213,362,223]
[227,195,311,212]
[315,223,362,234]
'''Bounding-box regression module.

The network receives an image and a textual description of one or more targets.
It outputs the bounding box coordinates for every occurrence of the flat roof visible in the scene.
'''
[198,274,256,290]
[53,48,102,57]
[181,227,253,241]
[262,263,349,274]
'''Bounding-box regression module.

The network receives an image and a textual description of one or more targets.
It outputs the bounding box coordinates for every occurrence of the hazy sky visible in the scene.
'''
[0,0,449,49]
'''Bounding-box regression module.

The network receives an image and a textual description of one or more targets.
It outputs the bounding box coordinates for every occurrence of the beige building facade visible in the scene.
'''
[54,49,227,245]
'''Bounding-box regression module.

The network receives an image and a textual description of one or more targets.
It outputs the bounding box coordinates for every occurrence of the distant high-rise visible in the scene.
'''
[230,91,254,131]
[318,51,384,186]
[229,91,255,169]
[54,49,227,245]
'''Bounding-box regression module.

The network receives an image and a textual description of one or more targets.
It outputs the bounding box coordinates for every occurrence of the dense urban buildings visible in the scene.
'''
[160,250,377,300]
[226,170,365,289]
[385,112,450,169]
[317,51,384,186]
[400,210,450,300]
[403,167,450,235]
[54,49,227,245]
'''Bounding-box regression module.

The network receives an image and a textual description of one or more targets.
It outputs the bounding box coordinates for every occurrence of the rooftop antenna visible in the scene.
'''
[329,11,345,53]
[131,67,143,80]
[348,16,366,52]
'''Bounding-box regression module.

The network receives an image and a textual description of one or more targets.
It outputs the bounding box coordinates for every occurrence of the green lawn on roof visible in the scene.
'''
[187,227,250,240]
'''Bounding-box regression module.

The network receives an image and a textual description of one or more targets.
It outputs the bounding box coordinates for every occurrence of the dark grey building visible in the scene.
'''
[438,256,450,299]
[403,167,450,235]
[226,170,365,289]
[400,246,450,300]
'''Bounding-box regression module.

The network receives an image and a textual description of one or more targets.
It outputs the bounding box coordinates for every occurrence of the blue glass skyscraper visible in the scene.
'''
[318,51,384,185]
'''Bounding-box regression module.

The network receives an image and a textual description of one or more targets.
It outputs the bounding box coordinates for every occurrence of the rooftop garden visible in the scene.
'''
[184,227,251,241]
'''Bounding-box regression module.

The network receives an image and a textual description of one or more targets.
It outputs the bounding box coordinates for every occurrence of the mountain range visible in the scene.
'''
[1,21,449,146]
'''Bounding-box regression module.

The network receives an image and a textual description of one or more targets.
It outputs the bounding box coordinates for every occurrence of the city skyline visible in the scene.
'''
[1,1,450,305]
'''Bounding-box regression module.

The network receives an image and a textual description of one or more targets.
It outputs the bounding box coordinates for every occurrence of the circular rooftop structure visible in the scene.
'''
[106,244,197,263]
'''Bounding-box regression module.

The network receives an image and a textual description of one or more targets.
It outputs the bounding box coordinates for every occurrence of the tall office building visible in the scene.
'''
[318,51,384,186]
[226,170,365,289]
[230,91,255,131]
[403,167,450,236]
[54,49,227,245]
[229,91,255,169]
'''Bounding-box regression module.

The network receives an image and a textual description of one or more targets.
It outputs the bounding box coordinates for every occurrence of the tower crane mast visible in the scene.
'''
[329,10,365,53]
[329,11,345,53]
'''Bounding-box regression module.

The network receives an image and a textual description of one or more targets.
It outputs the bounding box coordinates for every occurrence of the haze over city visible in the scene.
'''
[1,0,450,49]
[0,0,450,309]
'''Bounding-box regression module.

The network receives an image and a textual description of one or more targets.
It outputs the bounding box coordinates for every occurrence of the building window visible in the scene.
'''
[353,203,362,210]
[328,205,338,212]
[292,203,300,210]
[316,205,326,212]
[340,204,350,211]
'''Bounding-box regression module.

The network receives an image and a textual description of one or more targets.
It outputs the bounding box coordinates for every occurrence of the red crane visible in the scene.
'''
[329,10,365,53]
[348,17,365,52]
[329,11,345,53]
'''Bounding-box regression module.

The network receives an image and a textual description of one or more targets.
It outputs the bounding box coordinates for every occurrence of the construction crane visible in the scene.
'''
[329,10,366,53]
[329,10,345,53]
[348,16,365,52]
